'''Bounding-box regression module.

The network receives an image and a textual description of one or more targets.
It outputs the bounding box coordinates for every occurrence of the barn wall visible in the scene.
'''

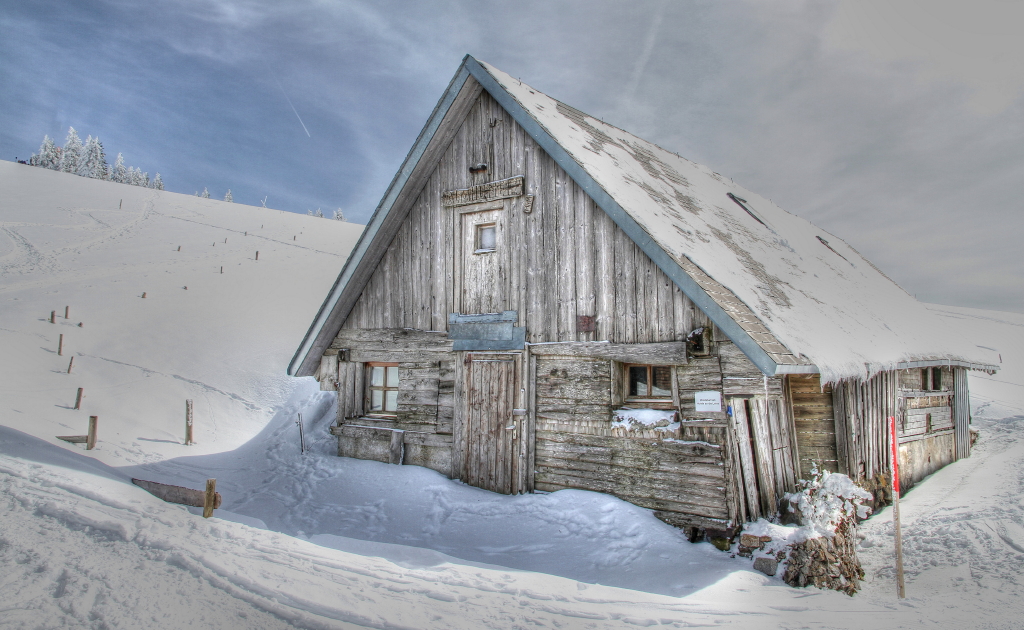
[342,90,709,343]
[829,367,966,501]
[531,354,734,530]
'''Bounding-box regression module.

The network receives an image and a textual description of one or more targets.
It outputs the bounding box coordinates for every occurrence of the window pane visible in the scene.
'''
[371,366,384,387]
[652,366,672,397]
[921,369,929,390]
[628,366,648,397]
[477,225,496,251]
[932,368,941,390]
[386,366,399,388]
[370,389,383,411]
[385,390,398,411]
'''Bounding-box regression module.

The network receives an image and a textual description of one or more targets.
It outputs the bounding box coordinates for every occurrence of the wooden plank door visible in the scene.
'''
[788,375,840,478]
[457,204,508,315]
[457,353,520,494]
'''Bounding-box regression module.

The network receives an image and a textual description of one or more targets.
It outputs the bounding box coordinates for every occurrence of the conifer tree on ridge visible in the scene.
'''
[59,127,83,174]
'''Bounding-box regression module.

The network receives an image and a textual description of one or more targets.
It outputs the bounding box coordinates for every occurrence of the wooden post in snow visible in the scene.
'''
[87,416,98,450]
[75,387,84,410]
[67,356,74,373]
[889,415,906,598]
[58,334,64,356]
[203,479,217,518]
[50,310,56,324]
[296,413,305,454]
[255,251,259,261]
[185,399,194,445]
[64,305,69,319]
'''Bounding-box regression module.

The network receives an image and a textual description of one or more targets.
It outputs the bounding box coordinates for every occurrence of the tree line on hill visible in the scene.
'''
[26,127,163,190]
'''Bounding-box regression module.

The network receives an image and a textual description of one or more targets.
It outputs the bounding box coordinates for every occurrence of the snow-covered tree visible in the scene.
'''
[224,189,233,202]
[111,153,127,183]
[333,208,345,222]
[59,127,83,174]
[34,136,60,169]
[151,173,164,190]
[78,136,108,179]
[200,187,210,199]
[127,167,146,187]
[307,208,325,218]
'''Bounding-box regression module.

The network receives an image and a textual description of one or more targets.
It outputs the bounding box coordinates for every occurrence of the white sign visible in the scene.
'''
[694,390,722,412]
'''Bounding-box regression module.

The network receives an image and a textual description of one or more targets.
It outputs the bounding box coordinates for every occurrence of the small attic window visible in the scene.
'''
[475,223,496,253]
[726,193,767,227]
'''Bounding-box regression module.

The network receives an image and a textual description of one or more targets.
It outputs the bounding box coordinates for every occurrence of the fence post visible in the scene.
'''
[185,399,194,445]
[203,479,217,518]
[65,305,70,319]
[87,416,98,450]
[67,356,74,374]
[58,334,64,356]
[50,310,56,324]
[75,387,84,410]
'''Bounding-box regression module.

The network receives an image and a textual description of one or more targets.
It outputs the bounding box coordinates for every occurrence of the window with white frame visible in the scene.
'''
[367,363,399,415]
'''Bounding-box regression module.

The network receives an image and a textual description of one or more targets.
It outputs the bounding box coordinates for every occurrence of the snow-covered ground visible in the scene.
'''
[2,160,1023,628]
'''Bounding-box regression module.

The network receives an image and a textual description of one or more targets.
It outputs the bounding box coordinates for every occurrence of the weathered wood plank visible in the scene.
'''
[527,341,688,364]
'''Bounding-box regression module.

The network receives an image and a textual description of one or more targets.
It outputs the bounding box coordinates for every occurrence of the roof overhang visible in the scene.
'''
[895,359,998,375]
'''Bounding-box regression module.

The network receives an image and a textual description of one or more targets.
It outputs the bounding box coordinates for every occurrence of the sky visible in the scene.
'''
[2,0,1022,313]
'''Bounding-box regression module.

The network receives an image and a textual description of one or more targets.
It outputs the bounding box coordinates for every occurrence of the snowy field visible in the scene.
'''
[2,160,1023,628]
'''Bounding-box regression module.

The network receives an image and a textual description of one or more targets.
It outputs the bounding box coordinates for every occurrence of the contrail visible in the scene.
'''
[624,0,666,104]
[272,74,311,138]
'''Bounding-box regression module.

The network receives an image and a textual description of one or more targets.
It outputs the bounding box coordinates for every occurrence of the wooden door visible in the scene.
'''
[458,205,508,315]
[788,375,840,477]
[457,353,521,494]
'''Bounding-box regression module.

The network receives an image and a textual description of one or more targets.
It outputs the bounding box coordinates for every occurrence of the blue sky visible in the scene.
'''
[2,0,1023,312]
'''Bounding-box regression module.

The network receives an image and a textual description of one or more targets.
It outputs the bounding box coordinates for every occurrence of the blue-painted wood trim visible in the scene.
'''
[464,58,784,377]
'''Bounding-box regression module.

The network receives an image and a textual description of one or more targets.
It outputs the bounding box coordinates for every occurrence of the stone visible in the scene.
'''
[740,534,762,549]
[753,557,778,576]
[709,536,732,552]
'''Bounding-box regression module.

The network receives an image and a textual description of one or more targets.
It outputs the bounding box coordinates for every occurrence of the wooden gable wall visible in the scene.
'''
[342,90,711,343]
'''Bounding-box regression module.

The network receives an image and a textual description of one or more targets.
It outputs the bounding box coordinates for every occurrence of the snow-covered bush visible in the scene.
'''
[787,467,872,536]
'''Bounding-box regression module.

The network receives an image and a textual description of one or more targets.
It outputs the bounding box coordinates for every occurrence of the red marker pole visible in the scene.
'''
[890,415,906,598]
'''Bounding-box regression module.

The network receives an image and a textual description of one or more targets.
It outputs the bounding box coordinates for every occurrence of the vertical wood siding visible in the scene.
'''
[953,367,971,460]
[342,91,707,342]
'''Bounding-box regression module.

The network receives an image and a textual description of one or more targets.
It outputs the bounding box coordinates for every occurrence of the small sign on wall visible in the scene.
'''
[695,390,722,412]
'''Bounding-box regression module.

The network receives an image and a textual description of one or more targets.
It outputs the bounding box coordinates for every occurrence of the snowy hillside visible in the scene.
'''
[2,160,1023,628]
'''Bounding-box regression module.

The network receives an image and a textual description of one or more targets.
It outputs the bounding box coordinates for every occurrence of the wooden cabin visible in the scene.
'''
[289,56,997,535]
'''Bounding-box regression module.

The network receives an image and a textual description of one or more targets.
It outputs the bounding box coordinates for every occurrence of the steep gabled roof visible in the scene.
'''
[290,55,996,381]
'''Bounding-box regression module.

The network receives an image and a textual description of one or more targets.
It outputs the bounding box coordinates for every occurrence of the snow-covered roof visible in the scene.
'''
[290,55,997,382]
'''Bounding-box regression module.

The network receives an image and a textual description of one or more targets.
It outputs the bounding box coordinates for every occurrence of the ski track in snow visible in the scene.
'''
[3,161,1024,628]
